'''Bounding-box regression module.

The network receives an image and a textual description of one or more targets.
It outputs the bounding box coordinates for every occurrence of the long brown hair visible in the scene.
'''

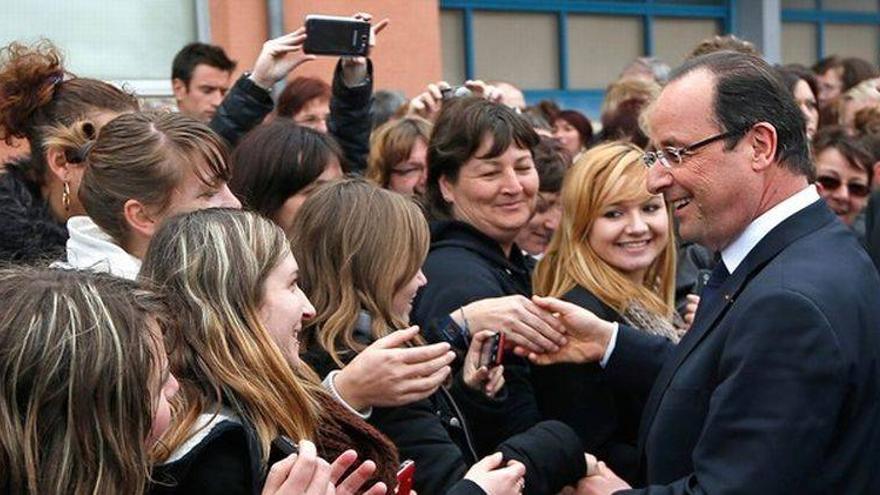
[366,116,432,188]
[290,179,430,366]
[0,40,138,184]
[0,267,164,495]
[533,142,676,317]
[141,208,398,483]
[45,111,230,245]
[140,208,323,463]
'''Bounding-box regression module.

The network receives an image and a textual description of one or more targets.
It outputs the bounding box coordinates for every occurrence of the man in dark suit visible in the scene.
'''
[523,52,880,494]
[867,190,880,270]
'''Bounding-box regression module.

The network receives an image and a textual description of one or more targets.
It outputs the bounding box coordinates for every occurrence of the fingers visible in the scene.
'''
[398,341,452,365]
[336,460,379,495]
[362,482,388,495]
[585,453,599,476]
[371,326,420,349]
[403,349,455,377]
[329,450,358,484]
[507,318,559,353]
[263,454,297,494]
[484,365,504,397]
[303,458,332,495]
[400,363,451,396]
[280,440,320,492]
[464,330,494,369]
[505,459,526,478]
[373,18,390,35]
[518,303,567,347]
[473,452,504,471]
[531,295,581,316]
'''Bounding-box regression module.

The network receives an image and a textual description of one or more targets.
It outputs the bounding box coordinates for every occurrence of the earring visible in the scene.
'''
[62,181,70,212]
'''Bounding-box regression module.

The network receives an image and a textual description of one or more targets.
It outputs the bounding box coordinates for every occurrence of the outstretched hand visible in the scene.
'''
[250,27,316,89]
[513,296,615,366]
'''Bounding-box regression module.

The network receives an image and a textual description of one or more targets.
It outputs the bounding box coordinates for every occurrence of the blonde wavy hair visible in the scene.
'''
[0,267,164,495]
[140,208,323,464]
[290,179,430,366]
[533,141,676,317]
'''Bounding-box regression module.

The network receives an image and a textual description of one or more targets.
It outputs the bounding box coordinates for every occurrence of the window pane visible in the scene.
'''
[825,24,879,64]
[440,10,467,84]
[653,18,720,68]
[782,23,817,65]
[824,0,878,12]
[782,0,817,9]
[473,11,559,89]
[568,15,642,89]
[0,0,196,80]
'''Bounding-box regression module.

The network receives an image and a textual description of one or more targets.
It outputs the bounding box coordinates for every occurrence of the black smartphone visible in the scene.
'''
[303,15,371,57]
[479,332,505,368]
[272,435,299,456]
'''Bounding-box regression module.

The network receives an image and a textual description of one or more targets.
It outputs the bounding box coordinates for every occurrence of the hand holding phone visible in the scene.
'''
[479,332,505,369]
[463,331,506,398]
[304,15,371,57]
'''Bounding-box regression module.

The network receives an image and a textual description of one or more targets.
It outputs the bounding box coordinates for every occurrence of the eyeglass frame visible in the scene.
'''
[642,127,749,169]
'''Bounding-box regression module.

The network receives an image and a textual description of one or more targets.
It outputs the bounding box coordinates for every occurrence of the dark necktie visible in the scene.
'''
[700,260,730,309]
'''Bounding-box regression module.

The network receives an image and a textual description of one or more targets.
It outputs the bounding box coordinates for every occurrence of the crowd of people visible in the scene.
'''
[0,17,879,495]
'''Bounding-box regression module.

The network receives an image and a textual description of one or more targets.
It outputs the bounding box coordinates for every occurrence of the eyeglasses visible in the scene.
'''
[815,175,871,198]
[643,129,744,169]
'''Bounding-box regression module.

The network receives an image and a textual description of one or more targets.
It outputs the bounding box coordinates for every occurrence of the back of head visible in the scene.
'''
[601,78,659,148]
[667,50,811,177]
[0,267,160,495]
[0,40,138,183]
[370,90,407,130]
[171,42,236,85]
[619,56,670,84]
[366,116,432,187]
[140,207,322,462]
[276,77,331,118]
[427,97,540,218]
[46,111,230,245]
[840,57,879,93]
[229,119,343,220]
[533,136,569,193]
[289,179,429,363]
[688,34,759,59]
[534,141,676,314]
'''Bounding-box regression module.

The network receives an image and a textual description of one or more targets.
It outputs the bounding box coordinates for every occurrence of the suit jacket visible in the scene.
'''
[608,200,880,494]
[866,190,880,271]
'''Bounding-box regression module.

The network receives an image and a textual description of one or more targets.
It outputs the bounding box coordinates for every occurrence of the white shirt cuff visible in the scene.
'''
[322,370,373,419]
[599,323,619,368]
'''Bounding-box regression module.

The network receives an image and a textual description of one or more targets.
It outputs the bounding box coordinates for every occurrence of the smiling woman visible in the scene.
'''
[531,141,680,483]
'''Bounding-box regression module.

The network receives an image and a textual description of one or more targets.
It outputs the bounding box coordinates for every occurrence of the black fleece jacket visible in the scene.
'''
[0,161,67,265]
[412,220,543,444]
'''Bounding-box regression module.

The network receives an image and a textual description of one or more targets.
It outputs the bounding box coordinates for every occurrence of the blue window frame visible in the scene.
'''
[440,0,734,116]
[782,0,880,63]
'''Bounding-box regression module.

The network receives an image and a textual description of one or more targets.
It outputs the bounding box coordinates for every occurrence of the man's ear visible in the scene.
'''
[171,78,188,103]
[749,122,778,172]
[123,198,159,240]
[438,175,455,204]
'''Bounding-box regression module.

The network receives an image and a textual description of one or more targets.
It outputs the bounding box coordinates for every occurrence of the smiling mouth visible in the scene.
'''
[617,239,651,249]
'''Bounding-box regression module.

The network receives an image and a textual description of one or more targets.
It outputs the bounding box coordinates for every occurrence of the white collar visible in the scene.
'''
[52,216,142,280]
[720,185,820,274]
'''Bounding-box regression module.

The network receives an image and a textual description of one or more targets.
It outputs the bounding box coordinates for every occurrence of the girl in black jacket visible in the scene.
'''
[291,179,587,495]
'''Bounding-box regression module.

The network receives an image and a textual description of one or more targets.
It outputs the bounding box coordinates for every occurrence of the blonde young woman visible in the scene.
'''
[0,267,177,495]
[292,179,590,495]
[140,208,401,495]
[531,141,681,482]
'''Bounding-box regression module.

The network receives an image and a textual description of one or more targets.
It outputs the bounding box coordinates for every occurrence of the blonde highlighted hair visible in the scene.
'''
[290,179,430,366]
[533,141,676,317]
[139,208,322,464]
[0,267,164,495]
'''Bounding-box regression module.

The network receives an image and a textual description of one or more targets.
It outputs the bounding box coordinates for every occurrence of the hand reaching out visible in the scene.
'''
[250,28,316,89]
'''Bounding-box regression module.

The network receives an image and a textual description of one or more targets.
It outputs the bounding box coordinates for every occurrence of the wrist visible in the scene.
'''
[333,368,367,411]
[247,72,273,91]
